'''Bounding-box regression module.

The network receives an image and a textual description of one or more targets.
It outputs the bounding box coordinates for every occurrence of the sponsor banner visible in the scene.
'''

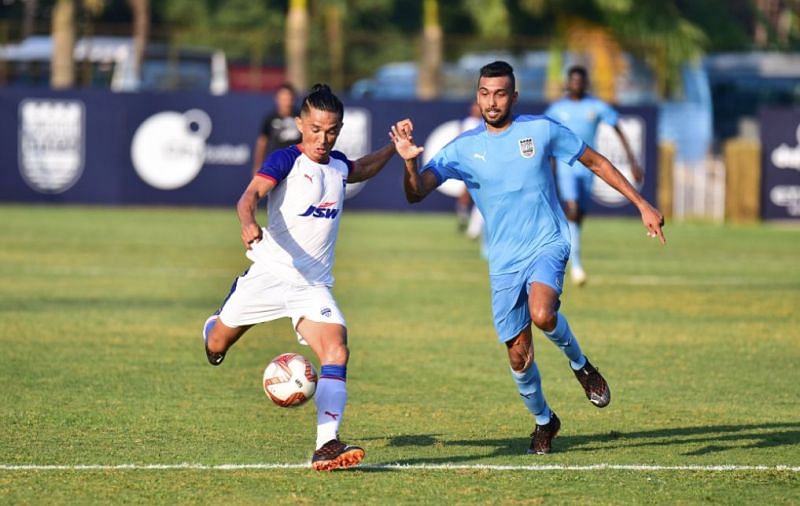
[761,108,800,219]
[0,88,657,214]
[1,90,126,203]
[121,93,260,205]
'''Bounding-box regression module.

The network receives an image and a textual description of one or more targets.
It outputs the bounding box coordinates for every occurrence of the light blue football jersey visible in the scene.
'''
[423,115,586,275]
[545,95,618,146]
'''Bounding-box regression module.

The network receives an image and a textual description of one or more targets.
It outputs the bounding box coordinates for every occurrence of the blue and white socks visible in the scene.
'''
[315,364,347,450]
[544,313,586,370]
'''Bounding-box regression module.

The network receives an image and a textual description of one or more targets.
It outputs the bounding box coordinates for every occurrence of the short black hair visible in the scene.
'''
[479,60,516,91]
[300,83,344,119]
[567,65,588,80]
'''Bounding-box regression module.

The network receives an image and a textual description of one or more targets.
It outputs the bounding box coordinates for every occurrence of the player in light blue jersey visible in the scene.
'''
[392,61,665,455]
[545,66,643,286]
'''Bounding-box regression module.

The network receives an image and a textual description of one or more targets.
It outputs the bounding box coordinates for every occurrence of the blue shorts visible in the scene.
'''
[556,161,594,212]
[490,243,569,343]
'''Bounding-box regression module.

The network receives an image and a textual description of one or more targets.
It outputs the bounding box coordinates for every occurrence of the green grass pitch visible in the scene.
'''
[0,204,798,504]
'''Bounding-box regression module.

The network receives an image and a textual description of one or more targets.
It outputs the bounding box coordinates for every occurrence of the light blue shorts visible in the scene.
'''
[557,161,594,212]
[490,243,570,343]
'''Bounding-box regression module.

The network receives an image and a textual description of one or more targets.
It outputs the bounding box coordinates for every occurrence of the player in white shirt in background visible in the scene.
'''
[203,83,409,471]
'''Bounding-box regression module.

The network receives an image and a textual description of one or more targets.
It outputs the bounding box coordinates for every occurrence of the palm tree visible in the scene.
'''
[22,0,38,39]
[417,0,442,99]
[286,0,308,91]
[520,0,706,99]
[128,0,149,84]
[554,17,627,102]
[324,0,345,91]
[51,0,75,88]
[50,0,108,89]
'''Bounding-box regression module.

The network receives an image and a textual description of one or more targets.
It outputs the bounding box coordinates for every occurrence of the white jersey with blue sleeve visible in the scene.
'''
[545,95,618,146]
[423,115,586,275]
[246,145,353,286]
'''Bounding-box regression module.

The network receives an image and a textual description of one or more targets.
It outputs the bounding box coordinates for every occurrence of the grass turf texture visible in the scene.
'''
[0,204,798,504]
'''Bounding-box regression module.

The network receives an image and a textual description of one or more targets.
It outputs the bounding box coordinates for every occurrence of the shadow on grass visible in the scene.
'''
[375,421,800,465]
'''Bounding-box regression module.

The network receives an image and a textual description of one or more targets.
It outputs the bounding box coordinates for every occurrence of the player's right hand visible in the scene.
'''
[390,120,424,160]
[640,203,666,244]
[241,222,263,249]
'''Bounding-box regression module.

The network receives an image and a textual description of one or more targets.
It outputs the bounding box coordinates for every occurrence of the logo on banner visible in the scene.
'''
[19,99,85,194]
[592,117,645,206]
[770,124,800,171]
[131,109,249,190]
[769,185,800,216]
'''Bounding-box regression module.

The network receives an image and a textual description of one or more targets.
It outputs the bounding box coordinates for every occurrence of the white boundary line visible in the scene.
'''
[1,463,798,472]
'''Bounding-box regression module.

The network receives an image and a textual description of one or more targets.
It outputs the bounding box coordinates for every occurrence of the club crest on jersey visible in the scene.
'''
[299,201,340,219]
[518,137,535,158]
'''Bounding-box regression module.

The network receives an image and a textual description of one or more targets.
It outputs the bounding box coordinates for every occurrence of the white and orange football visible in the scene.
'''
[262,353,318,407]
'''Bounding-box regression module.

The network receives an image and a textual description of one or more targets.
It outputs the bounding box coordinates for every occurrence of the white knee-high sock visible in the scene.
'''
[315,365,347,449]
[543,313,586,370]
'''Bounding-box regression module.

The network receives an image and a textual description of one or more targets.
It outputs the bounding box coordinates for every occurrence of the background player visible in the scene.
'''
[204,83,408,471]
[392,61,664,455]
[251,83,302,175]
[545,66,643,286]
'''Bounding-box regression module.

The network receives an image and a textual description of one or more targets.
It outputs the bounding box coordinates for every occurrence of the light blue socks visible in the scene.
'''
[511,362,551,425]
[544,313,586,370]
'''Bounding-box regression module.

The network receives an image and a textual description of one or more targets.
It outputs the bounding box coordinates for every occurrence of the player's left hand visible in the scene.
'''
[640,203,666,244]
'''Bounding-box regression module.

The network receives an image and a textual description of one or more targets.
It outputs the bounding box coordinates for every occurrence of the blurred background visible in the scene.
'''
[1,0,799,221]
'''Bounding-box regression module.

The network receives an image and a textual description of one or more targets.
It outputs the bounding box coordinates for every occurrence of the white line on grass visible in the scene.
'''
[1,463,798,472]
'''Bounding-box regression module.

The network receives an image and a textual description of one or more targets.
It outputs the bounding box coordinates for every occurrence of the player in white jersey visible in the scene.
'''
[203,83,408,471]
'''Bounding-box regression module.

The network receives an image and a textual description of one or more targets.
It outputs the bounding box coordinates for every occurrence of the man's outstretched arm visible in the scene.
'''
[390,121,438,203]
[348,119,417,183]
[612,124,643,183]
[578,146,665,244]
[348,143,396,183]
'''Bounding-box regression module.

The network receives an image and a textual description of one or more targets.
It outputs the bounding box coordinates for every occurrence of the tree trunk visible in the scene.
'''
[417,0,442,100]
[754,0,780,48]
[128,0,150,85]
[325,3,344,91]
[286,0,308,92]
[51,0,75,89]
[23,0,39,39]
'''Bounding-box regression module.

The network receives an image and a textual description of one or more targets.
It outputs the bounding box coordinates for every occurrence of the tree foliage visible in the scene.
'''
[3,0,797,93]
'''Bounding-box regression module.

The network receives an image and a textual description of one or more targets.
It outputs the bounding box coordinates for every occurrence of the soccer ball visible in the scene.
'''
[262,353,318,407]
